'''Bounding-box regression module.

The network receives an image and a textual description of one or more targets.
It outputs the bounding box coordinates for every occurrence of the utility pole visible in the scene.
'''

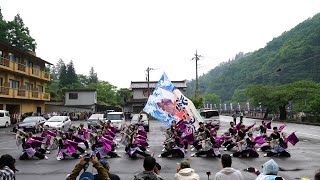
[146,67,156,97]
[192,50,201,98]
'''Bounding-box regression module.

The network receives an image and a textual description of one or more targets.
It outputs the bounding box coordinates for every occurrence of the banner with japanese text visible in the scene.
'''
[143,73,203,132]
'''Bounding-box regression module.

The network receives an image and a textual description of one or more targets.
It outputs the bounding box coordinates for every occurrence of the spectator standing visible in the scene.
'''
[214,154,243,180]
[254,159,284,180]
[134,156,162,180]
[174,159,200,180]
[0,154,16,180]
[232,111,238,124]
[95,160,120,180]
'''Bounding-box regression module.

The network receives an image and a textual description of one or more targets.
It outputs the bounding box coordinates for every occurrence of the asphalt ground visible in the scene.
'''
[0,116,319,179]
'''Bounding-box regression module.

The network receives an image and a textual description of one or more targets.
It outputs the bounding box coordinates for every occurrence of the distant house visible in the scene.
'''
[46,89,97,112]
[125,81,187,113]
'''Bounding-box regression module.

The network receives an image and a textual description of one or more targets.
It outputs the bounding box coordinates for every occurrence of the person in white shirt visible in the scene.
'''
[214,154,243,180]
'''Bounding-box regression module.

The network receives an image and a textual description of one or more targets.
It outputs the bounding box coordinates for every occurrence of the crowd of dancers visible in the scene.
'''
[15,116,153,161]
[160,118,299,159]
[14,115,299,161]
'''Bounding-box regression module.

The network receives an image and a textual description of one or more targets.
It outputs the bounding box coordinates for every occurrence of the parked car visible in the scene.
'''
[44,116,72,131]
[21,112,39,120]
[200,110,220,126]
[0,110,10,127]
[42,113,52,120]
[15,116,46,133]
[87,113,106,129]
[106,112,125,131]
[131,114,150,132]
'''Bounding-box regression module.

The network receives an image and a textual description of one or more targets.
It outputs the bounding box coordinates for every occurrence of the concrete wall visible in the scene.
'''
[0,99,45,113]
[65,91,97,106]
[132,89,148,99]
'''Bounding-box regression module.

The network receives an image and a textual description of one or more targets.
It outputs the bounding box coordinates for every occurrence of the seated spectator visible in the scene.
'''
[95,160,120,180]
[67,155,110,180]
[174,159,200,180]
[134,156,162,180]
[214,154,243,180]
[0,154,16,180]
[315,169,320,180]
[255,159,284,180]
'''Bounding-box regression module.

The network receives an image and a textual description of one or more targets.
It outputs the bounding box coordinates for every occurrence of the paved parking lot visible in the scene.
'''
[0,116,319,179]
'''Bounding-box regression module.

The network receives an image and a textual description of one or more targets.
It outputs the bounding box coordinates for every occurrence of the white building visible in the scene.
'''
[65,89,97,107]
[125,81,187,113]
[46,89,97,113]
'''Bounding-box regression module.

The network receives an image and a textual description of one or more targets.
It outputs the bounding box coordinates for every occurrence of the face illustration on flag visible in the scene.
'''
[143,73,203,131]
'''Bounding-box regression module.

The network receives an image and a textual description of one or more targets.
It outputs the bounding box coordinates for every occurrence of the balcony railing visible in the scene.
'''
[17,89,26,97]
[17,63,26,72]
[0,86,50,101]
[0,86,10,95]
[0,57,10,68]
[44,72,50,79]
[0,57,50,81]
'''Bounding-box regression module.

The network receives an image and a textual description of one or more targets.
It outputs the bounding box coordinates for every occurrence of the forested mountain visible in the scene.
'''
[186,13,320,102]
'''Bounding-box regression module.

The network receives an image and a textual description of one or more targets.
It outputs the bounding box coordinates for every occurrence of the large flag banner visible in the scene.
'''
[143,73,204,132]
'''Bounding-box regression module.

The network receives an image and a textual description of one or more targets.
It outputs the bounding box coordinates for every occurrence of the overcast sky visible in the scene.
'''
[1,0,320,88]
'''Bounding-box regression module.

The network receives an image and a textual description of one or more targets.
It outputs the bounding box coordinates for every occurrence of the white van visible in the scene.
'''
[200,110,220,126]
[106,112,125,131]
[0,110,11,127]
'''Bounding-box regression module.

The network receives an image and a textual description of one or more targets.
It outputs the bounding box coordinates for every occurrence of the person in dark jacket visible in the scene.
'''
[134,156,162,180]
[67,155,110,180]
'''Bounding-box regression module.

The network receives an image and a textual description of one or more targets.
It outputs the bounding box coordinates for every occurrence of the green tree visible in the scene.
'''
[89,81,118,106]
[185,13,320,102]
[232,88,247,103]
[77,74,89,87]
[0,7,8,42]
[65,60,78,85]
[117,88,132,107]
[6,14,36,52]
[202,93,220,105]
[246,84,276,119]
[189,97,204,109]
[59,61,68,87]
[88,67,98,84]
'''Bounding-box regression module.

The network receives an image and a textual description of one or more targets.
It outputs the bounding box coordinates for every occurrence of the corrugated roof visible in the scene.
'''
[130,81,187,89]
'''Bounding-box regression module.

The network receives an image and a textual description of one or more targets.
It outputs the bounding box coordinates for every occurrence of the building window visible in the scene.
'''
[69,93,78,99]
[9,79,19,89]
[25,83,33,91]
[38,85,43,92]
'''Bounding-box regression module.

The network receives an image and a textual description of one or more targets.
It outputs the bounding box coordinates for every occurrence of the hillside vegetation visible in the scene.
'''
[186,13,320,102]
